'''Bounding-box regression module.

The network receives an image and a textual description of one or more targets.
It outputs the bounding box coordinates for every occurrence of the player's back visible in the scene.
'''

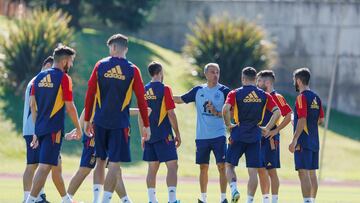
[294,90,323,151]
[231,85,268,143]
[145,81,173,143]
[32,68,66,136]
[93,57,135,129]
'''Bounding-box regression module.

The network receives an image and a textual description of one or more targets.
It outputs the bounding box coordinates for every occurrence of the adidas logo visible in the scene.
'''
[243,91,262,103]
[144,88,157,100]
[267,162,272,166]
[311,98,319,109]
[38,74,54,88]
[104,65,126,80]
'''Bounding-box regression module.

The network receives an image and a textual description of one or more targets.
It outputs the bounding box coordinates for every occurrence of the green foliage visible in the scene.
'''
[0,9,73,92]
[184,16,277,88]
[86,0,160,31]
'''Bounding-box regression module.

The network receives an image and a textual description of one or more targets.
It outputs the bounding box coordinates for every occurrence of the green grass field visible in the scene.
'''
[1,16,360,202]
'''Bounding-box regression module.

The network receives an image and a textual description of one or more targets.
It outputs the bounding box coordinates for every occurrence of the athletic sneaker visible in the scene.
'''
[231,190,240,203]
[168,201,180,203]
[35,194,50,203]
[198,199,205,203]
[221,199,228,203]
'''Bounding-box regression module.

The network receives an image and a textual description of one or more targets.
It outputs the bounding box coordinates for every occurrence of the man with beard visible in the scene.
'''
[26,46,82,203]
[256,70,292,203]
[289,68,324,203]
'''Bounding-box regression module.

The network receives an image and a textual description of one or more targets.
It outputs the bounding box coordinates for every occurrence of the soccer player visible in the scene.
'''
[174,63,230,203]
[140,61,181,203]
[22,56,53,203]
[289,68,324,203]
[26,46,82,203]
[222,67,280,203]
[256,70,292,203]
[84,33,150,203]
[66,108,146,203]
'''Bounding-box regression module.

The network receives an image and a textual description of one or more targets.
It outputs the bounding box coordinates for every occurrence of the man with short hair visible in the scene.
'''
[26,46,82,203]
[174,63,229,203]
[256,70,292,203]
[84,33,150,203]
[289,68,324,203]
[22,56,53,203]
[141,61,181,203]
[222,67,280,203]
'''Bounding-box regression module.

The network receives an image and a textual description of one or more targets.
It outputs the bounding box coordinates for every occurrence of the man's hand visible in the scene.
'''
[65,128,77,140]
[30,135,39,149]
[206,101,218,116]
[226,123,237,133]
[268,128,279,138]
[143,126,151,141]
[261,126,270,138]
[84,121,94,137]
[141,136,145,150]
[289,138,298,153]
[175,135,181,148]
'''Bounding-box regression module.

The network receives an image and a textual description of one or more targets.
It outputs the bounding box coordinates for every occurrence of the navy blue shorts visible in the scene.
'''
[226,139,262,168]
[143,135,178,163]
[295,146,319,170]
[24,136,40,164]
[195,136,226,164]
[38,131,63,166]
[261,137,280,169]
[94,125,131,163]
[80,137,96,169]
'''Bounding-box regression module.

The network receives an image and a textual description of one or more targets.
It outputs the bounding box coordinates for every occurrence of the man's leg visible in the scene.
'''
[309,170,318,202]
[102,161,120,202]
[199,164,209,202]
[298,169,312,202]
[26,164,52,203]
[226,163,240,202]
[23,164,38,201]
[93,158,106,203]
[258,168,270,203]
[145,161,160,203]
[166,160,178,203]
[268,169,279,203]
[67,167,92,196]
[247,168,258,203]
[51,157,68,198]
[217,163,227,202]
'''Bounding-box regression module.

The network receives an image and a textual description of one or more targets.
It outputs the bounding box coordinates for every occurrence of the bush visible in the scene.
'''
[0,9,73,133]
[0,9,74,93]
[183,16,277,88]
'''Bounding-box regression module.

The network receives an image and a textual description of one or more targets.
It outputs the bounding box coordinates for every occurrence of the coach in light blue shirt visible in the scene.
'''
[174,63,230,203]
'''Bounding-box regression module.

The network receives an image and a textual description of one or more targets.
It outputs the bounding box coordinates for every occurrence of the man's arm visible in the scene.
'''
[174,86,199,104]
[318,99,325,125]
[269,95,293,137]
[289,94,307,153]
[168,109,181,147]
[173,96,185,104]
[30,95,37,123]
[222,90,237,132]
[261,93,280,137]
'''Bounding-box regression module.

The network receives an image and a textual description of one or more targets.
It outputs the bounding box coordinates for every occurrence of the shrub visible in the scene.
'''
[183,16,277,88]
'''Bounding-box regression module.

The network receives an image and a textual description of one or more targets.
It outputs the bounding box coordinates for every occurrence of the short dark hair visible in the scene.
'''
[148,61,162,77]
[107,33,128,47]
[53,45,76,62]
[293,67,311,85]
[242,67,257,81]
[42,56,54,67]
[257,70,275,82]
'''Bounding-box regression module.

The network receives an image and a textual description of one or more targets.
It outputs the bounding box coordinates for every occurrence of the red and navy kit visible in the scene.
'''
[225,85,277,167]
[31,67,73,165]
[294,90,324,170]
[84,57,149,162]
[80,133,96,169]
[261,90,292,169]
[143,82,177,162]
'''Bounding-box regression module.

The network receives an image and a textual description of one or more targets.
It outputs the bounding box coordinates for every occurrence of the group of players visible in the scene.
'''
[22,33,324,203]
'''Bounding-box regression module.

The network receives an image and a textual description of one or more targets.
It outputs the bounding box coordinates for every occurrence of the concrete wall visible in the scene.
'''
[135,0,360,116]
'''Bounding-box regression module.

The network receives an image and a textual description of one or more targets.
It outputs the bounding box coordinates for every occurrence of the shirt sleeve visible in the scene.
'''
[265,93,277,112]
[132,66,150,127]
[164,86,176,111]
[225,90,236,106]
[273,94,292,116]
[319,98,325,119]
[30,81,35,96]
[84,62,99,121]
[181,86,199,103]
[296,94,308,118]
[61,73,73,101]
